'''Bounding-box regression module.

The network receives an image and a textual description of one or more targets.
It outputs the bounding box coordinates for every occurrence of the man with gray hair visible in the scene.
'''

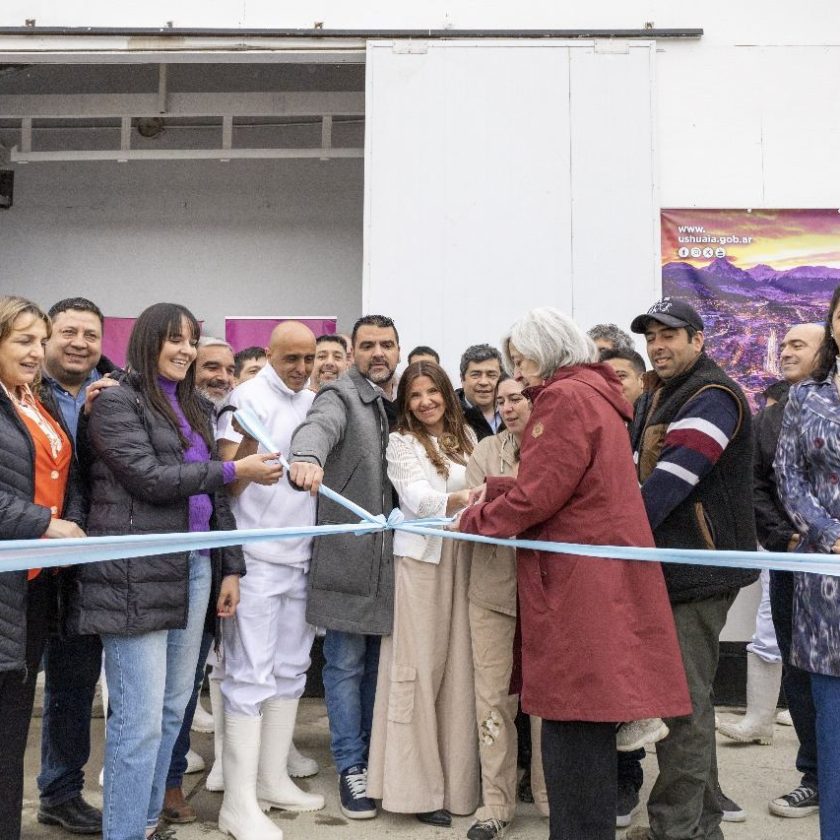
[195,336,236,408]
[588,323,635,353]
[457,344,504,441]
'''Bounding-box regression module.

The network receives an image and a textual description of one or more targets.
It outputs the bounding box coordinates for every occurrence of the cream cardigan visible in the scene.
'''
[386,430,473,564]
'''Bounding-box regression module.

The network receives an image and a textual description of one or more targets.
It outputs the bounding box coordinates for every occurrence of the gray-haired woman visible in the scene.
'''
[458,307,690,840]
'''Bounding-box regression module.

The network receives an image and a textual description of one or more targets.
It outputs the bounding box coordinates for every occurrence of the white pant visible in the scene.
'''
[747,569,781,663]
[221,556,315,717]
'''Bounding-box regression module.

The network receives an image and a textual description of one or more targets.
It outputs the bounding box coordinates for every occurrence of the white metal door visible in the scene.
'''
[363,38,658,372]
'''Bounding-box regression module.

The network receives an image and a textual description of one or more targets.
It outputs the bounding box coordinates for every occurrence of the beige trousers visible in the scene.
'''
[367,542,480,815]
[469,601,547,821]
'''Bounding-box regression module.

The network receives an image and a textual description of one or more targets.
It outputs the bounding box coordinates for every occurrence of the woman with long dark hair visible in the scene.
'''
[776,284,840,839]
[66,302,282,840]
[367,361,481,827]
[0,296,85,840]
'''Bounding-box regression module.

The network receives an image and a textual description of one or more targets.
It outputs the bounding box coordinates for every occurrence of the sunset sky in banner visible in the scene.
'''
[661,208,840,270]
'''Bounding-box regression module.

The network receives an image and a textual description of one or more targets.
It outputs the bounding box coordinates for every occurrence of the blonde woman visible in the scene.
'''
[0,296,85,840]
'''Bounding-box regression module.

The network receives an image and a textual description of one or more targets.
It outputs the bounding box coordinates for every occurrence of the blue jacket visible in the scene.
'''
[776,373,840,676]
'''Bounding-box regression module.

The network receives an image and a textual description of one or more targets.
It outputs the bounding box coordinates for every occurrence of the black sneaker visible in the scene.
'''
[149,830,176,840]
[339,764,377,820]
[467,818,510,839]
[616,782,640,828]
[716,784,745,822]
[769,783,819,818]
[37,795,103,835]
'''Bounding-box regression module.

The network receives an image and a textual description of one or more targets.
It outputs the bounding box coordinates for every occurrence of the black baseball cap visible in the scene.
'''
[630,298,704,334]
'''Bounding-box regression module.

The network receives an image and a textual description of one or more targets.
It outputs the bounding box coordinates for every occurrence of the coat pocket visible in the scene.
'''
[310,525,377,597]
[387,664,417,724]
[694,502,716,550]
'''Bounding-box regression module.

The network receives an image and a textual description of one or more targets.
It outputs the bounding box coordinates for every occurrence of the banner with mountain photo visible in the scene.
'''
[661,208,840,409]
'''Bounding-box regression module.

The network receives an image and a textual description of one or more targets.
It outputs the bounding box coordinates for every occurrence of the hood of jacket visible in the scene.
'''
[525,363,633,424]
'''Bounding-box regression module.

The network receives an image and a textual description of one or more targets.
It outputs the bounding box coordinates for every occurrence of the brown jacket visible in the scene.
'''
[463,431,518,617]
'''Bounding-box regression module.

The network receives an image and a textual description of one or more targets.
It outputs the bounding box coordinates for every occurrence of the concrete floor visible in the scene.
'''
[21,699,819,840]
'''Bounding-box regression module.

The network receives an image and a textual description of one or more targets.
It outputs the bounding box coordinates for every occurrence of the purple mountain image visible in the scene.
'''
[662,259,837,410]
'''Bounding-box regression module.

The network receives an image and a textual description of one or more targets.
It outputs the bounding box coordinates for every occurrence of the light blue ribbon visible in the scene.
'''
[2,516,839,577]
[2,406,837,577]
[398,523,840,577]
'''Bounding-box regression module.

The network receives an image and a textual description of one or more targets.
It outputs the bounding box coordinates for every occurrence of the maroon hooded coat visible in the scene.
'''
[459,364,691,722]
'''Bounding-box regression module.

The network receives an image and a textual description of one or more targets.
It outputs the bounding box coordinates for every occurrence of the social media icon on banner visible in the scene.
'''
[702,247,714,258]
[678,247,690,258]
[690,247,702,258]
[715,247,726,258]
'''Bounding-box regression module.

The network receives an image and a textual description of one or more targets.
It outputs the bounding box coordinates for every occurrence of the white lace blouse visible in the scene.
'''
[386,431,470,564]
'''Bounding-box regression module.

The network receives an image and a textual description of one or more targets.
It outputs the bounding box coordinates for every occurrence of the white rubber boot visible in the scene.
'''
[718,651,782,745]
[192,695,215,733]
[776,708,793,726]
[287,740,319,778]
[205,678,226,792]
[218,713,284,840]
[185,748,206,773]
[257,698,325,812]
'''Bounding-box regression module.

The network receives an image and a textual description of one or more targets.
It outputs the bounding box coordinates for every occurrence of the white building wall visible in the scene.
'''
[1,0,837,45]
[0,159,364,337]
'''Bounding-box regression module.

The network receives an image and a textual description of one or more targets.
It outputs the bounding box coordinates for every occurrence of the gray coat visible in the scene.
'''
[289,367,394,634]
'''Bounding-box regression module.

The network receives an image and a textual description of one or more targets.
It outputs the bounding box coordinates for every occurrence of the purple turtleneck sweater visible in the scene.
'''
[158,376,235,535]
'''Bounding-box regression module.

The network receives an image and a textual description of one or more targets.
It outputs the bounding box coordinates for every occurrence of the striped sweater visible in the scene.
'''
[641,387,740,531]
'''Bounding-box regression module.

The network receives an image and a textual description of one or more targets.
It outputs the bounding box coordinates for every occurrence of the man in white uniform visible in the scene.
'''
[215,321,323,840]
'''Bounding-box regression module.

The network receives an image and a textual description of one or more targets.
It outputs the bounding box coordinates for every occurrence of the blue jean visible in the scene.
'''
[101,552,211,840]
[770,569,818,788]
[38,632,103,805]
[811,673,840,838]
[166,630,214,790]
[322,630,380,774]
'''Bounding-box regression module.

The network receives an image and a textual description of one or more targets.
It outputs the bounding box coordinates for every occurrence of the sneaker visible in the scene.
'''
[716,785,746,822]
[616,782,640,828]
[467,817,510,839]
[769,783,819,818]
[616,718,669,752]
[339,765,377,820]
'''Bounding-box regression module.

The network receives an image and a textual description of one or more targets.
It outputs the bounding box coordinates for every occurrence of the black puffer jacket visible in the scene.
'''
[65,375,244,637]
[0,386,85,673]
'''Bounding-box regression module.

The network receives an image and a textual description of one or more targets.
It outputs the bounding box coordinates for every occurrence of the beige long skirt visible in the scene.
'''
[366,541,480,815]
